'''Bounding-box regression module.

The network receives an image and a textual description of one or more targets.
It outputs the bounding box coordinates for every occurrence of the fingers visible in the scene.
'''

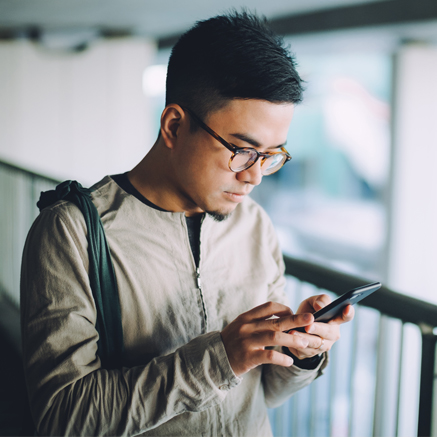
[313,294,332,311]
[287,330,330,360]
[221,301,315,376]
[296,293,331,314]
[250,329,310,349]
[339,304,355,322]
[325,304,355,324]
[288,330,325,350]
[252,349,294,368]
[222,299,354,376]
[252,312,314,333]
[304,305,355,337]
[285,299,356,361]
[239,301,293,322]
[290,305,354,358]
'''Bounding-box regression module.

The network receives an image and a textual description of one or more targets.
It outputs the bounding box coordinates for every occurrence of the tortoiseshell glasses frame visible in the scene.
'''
[181,106,292,176]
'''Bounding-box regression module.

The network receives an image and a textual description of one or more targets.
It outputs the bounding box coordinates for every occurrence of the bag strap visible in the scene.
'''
[37,180,124,370]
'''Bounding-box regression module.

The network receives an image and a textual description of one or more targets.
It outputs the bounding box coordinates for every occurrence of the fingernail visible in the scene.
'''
[303,313,313,323]
[301,339,309,348]
[306,325,314,333]
[315,299,323,308]
[286,357,294,366]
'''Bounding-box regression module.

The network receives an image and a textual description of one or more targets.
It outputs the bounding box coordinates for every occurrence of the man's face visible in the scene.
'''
[171,99,295,220]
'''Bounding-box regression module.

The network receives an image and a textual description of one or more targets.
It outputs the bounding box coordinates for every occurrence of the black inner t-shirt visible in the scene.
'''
[111,172,203,267]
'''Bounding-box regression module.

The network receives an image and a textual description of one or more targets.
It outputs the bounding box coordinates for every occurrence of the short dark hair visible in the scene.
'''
[166,11,304,125]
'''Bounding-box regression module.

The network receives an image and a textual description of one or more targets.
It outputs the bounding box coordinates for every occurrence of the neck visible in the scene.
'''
[128,137,197,215]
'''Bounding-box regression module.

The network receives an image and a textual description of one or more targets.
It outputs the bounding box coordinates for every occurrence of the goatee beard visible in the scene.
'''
[207,210,232,222]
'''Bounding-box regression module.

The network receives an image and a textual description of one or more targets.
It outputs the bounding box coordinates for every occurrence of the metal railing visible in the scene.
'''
[0,159,60,436]
[273,256,437,437]
[1,158,437,436]
[0,159,60,308]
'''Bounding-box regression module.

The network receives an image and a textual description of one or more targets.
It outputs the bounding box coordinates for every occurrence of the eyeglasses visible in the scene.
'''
[182,106,291,176]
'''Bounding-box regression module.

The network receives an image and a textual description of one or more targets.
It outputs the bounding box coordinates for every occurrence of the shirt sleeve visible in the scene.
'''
[259,215,328,409]
[20,204,241,436]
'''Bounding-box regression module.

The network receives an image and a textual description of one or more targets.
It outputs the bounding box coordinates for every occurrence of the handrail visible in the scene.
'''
[284,255,437,329]
[284,254,437,437]
[0,158,61,185]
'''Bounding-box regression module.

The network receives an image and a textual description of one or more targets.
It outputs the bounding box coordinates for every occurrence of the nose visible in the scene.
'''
[236,160,263,186]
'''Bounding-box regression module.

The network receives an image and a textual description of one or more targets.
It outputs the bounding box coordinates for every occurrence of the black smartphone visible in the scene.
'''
[289,282,381,333]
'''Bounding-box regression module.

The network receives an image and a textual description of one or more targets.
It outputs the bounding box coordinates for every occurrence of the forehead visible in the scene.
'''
[206,99,295,148]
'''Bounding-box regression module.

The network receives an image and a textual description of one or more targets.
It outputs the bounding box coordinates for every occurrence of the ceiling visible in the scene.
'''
[0,0,391,39]
[1,0,437,53]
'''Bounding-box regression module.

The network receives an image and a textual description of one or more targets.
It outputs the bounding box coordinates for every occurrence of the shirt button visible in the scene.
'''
[219,384,229,391]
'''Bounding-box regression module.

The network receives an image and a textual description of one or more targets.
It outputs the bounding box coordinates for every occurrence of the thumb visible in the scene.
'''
[313,294,330,311]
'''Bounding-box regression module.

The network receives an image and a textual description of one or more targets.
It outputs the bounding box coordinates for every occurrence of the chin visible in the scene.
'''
[206,209,234,222]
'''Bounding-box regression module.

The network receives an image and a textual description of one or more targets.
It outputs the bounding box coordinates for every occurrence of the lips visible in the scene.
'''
[224,191,248,203]
[225,187,252,196]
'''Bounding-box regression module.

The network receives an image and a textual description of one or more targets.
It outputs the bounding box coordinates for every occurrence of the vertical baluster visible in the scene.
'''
[308,284,320,437]
[329,328,338,437]
[309,367,317,437]
[290,279,303,437]
[326,349,333,437]
[395,323,405,437]
[276,400,284,437]
[417,327,437,437]
[292,391,299,437]
[373,316,402,436]
[372,313,384,437]
[348,305,359,437]
[432,338,437,437]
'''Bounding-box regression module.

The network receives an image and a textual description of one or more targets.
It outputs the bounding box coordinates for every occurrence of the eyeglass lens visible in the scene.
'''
[230,151,286,175]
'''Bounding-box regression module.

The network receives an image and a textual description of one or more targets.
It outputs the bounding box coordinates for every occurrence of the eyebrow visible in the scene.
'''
[229,133,287,150]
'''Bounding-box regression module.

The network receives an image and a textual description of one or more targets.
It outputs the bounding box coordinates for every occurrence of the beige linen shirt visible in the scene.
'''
[20,176,326,436]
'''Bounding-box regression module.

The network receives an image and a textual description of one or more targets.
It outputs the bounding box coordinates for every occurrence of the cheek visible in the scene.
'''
[192,137,232,172]
[197,169,228,193]
[177,158,220,195]
[191,152,232,185]
[177,140,235,192]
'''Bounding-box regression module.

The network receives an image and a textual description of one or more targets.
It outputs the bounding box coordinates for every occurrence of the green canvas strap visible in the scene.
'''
[37,180,124,370]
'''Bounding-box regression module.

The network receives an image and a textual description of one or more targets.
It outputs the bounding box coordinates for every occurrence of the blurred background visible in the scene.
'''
[0,1,436,436]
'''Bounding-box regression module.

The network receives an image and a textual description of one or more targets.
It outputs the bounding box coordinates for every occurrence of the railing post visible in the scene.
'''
[418,325,437,437]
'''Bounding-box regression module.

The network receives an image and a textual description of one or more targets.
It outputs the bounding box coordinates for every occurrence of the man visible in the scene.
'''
[21,11,354,436]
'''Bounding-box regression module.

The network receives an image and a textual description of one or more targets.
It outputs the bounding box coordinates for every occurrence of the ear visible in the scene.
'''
[160,104,186,149]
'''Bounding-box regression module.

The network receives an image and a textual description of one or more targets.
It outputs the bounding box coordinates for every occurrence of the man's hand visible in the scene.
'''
[286,294,355,360]
[220,301,314,377]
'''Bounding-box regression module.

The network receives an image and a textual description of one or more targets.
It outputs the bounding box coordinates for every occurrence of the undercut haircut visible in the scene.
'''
[166,10,304,127]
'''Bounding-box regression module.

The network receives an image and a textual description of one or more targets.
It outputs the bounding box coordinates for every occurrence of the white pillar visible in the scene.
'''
[388,44,437,305]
